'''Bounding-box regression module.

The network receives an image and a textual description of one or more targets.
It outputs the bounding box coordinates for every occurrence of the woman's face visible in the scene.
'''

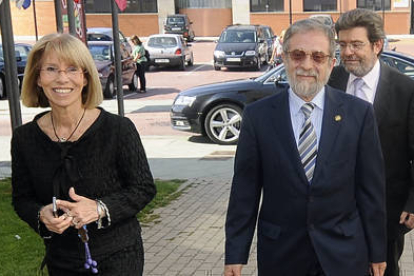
[37,50,88,109]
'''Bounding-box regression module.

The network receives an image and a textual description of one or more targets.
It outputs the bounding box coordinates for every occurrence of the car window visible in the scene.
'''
[219,30,256,43]
[384,56,414,79]
[148,37,178,47]
[88,33,112,41]
[167,17,185,25]
[88,45,112,61]
[262,27,273,39]
[14,45,29,60]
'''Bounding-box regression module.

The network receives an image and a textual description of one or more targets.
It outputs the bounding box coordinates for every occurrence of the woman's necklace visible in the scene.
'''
[51,109,86,143]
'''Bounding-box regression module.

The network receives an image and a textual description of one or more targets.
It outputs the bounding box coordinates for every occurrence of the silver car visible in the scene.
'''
[146,34,194,70]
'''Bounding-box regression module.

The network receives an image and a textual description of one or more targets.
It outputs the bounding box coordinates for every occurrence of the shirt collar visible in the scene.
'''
[289,86,325,115]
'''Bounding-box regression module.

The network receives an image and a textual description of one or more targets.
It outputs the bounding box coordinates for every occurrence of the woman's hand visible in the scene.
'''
[39,204,73,234]
[57,187,99,229]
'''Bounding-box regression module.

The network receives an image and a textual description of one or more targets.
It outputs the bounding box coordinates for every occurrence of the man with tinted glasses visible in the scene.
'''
[225,18,387,276]
[328,9,414,276]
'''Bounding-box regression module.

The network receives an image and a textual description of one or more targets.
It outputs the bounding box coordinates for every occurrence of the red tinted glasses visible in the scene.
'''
[287,50,331,64]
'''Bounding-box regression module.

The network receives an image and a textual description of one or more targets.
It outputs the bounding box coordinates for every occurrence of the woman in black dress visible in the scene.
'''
[11,33,156,275]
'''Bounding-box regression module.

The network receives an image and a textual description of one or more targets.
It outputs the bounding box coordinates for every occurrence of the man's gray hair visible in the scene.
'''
[283,18,336,57]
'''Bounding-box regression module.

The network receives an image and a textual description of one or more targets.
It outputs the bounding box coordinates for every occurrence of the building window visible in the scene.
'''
[250,0,284,12]
[84,0,157,13]
[303,0,337,11]
[177,0,232,8]
[357,0,390,10]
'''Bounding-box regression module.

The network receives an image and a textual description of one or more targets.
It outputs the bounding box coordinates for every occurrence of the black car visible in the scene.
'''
[164,14,195,42]
[0,43,32,99]
[88,41,137,99]
[213,24,272,71]
[87,27,132,54]
[171,50,414,145]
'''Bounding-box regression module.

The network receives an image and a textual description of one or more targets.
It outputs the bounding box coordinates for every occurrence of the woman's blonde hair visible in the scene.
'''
[21,33,103,108]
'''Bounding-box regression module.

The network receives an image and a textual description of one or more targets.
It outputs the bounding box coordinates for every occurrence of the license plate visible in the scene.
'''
[226,57,241,62]
[172,27,181,31]
[155,59,169,63]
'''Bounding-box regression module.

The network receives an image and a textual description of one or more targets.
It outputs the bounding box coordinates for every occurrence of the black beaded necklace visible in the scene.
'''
[51,109,86,143]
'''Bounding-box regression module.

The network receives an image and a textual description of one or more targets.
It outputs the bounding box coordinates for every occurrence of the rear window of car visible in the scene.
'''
[88,33,112,41]
[167,17,185,25]
[219,30,256,43]
[148,37,178,47]
[88,45,112,61]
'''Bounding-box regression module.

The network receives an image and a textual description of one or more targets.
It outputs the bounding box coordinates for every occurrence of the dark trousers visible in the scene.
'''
[136,62,146,91]
[385,235,405,276]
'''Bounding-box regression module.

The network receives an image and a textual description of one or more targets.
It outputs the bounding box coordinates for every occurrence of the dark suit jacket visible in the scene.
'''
[225,86,386,276]
[329,63,414,239]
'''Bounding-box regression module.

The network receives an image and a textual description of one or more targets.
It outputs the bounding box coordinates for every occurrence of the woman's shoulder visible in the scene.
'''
[99,108,134,127]
[13,111,48,138]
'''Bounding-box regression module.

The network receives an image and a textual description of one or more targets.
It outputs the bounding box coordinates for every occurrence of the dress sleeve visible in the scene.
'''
[100,117,156,224]
[11,128,51,237]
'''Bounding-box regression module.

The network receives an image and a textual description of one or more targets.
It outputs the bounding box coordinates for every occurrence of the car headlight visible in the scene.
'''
[245,50,256,56]
[174,96,196,107]
[214,50,225,58]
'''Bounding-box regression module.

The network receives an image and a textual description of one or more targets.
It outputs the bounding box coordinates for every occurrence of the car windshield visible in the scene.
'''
[219,30,256,43]
[88,45,112,61]
[167,17,185,25]
[148,37,178,48]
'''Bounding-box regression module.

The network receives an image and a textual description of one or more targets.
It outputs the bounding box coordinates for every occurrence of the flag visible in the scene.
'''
[15,0,31,9]
[114,0,127,11]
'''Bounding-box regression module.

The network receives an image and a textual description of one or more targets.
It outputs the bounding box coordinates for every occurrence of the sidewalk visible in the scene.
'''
[142,177,414,276]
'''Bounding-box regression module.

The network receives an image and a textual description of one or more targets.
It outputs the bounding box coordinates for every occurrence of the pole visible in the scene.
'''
[32,0,38,41]
[289,0,292,25]
[411,0,414,34]
[110,0,125,117]
[0,0,22,130]
[55,0,63,33]
[67,0,76,35]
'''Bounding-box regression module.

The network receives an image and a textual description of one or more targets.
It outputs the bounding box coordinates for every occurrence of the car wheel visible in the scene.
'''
[128,72,138,91]
[179,57,186,71]
[104,75,115,99]
[0,76,4,99]
[204,103,242,145]
[214,64,221,71]
[187,53,194,66]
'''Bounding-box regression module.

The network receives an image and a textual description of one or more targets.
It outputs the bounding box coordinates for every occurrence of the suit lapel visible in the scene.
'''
[373,63,391,126]
[270,89,309,184]
[312,87,344,184]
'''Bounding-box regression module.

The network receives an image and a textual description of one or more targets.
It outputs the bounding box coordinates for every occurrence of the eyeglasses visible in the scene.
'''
[40,66,85,79]
[287,50,332,64]
[337,41,367,52]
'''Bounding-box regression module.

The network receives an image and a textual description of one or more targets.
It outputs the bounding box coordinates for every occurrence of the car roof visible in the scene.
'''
[167,14,187,18]
[148,34,181,39]
[87,41,114,46]
[87,27,113,35]
[224,25,257,31]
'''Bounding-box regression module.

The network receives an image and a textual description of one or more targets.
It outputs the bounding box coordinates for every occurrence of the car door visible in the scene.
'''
[180,37,190,61]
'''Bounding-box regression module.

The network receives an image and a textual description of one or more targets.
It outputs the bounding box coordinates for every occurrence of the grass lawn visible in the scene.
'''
[0,178,184,275]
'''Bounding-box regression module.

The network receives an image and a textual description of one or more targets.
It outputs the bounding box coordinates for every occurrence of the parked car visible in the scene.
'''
[164,14,195,42]
[259,25,276,58]
[88,41,137,99]
[87,27,132,53]
[213,24,272,71]
[171,50,414,145]
[146,34,194,71]
[0,43,32,99]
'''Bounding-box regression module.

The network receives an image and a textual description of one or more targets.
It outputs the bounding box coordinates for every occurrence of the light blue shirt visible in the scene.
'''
[289,87,325,146]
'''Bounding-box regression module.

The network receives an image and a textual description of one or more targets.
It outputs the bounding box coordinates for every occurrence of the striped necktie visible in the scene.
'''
[298,103,317,183]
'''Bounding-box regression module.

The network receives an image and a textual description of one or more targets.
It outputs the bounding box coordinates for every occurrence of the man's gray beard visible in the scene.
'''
[286,69,328,99]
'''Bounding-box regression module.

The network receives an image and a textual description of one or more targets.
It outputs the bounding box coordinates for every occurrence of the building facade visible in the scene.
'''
[5,0,413,39]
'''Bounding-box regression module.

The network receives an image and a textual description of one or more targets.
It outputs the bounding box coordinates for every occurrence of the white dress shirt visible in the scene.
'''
[346,59,381,104]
